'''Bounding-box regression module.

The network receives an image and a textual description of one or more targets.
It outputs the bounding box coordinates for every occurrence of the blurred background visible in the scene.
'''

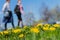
[0,0,60,29]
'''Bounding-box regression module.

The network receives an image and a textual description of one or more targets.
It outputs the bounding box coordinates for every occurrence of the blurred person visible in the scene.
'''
[2,0,15,30]
[14,0,24,28]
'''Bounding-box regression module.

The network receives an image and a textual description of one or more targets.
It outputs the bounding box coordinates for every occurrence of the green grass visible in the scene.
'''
[0,24,60,40]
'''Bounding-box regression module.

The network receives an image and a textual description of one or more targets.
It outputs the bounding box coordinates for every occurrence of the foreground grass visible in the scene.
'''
[0,24,60,40]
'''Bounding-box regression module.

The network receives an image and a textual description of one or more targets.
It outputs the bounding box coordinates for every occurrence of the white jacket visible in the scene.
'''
[2,2,10,16]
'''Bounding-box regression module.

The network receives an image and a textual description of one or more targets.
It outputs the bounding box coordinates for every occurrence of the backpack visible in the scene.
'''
[14,5,20,13]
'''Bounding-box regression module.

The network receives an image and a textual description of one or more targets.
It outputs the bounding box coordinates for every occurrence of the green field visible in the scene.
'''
[0,24,60,40]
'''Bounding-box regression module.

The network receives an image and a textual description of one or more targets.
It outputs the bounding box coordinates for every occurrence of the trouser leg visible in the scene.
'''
[11,20,15,28]
[18,20,24,28]
[5,22,7,30]
[18,20,20,27]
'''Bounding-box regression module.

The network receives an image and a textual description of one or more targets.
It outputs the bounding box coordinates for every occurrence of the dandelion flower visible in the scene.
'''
[44,24,50,27]
[3,31,9,34]
[53,24,60,28]
[43,27,49,30]
[49,27,56,31]
[0,32,3,35]
[19,34,24,38]
[37,24,43,27]
[30,27,39,33]
[12,29,21,33]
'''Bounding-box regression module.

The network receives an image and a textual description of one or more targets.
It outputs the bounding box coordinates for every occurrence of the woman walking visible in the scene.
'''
[2,0,15,30]
[14,0,24,28]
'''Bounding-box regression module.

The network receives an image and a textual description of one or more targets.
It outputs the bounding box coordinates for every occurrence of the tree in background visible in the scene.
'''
[39,3,52,23]
[24,12,35,26]
[39,3,56,24]
[55,5,60,21]
[50,5,60,22]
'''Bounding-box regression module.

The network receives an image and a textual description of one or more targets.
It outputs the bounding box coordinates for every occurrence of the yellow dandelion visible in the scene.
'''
[44,24,50,27]
[37,23,43,27]
[0,32,3,35]
[12,29,21,33]
[3,31,9,34]
[30,27,39,33]
[43,27,49,30]
[19,34,24,38]
[49,27,56,31]
[53,24,60,28]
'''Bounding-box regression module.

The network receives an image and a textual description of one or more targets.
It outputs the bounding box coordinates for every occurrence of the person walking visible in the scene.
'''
[14,0,24,28]
[2,0,15,30]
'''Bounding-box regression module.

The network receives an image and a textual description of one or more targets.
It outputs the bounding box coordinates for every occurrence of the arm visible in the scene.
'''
[20,4,24,14]
[2,3,7,12]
